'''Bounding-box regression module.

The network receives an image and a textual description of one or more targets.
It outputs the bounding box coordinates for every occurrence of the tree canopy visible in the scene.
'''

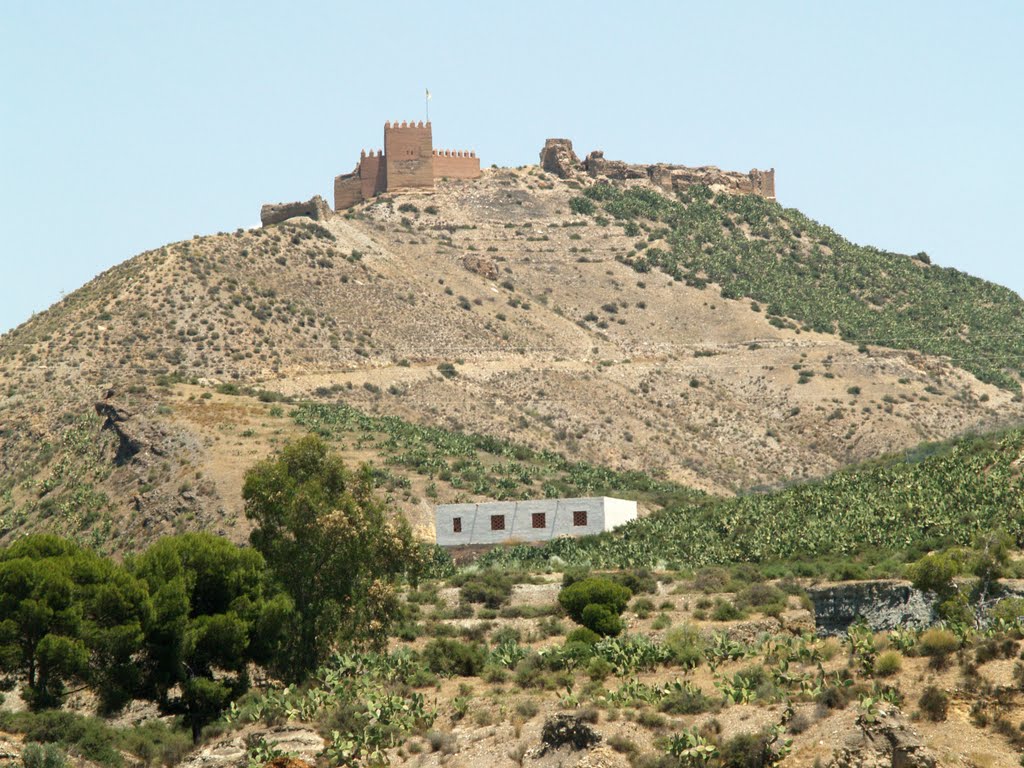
[242,435,420,679]
[0,535,151,710]
[129,533,292,740]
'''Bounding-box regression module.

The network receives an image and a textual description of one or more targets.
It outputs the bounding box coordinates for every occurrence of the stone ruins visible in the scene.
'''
[539,138,776,199]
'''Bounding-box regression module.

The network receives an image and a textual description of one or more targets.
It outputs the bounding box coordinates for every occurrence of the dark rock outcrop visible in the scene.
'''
[260,195,332,227]
[95,397,143,465]
[539,714,601,754]
[539,139,582,178]
[808,581,934,635]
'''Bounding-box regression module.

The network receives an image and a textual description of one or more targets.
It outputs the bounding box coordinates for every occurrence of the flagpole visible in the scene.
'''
[425,88,430,122]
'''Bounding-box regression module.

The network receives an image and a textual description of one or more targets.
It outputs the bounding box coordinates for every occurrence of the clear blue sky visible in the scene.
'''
[2,1,1022,333]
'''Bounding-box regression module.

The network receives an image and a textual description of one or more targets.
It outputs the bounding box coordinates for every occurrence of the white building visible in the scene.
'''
[434,496,638,547]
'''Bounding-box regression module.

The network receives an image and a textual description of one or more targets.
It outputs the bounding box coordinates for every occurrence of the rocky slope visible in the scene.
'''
[1,163,1021,550]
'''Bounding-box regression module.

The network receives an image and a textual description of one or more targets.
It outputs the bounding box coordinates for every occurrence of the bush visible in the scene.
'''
[21,744,66,768]
[711,598,744,621]
[989,597,1024,625]
[16,711,123,767]
[874,650,902,677]
[918,628,959,658]
[581,603,624,636]
[918,686,948,722]
[559,578,631,637]
[736,583,787,615]
[693,567,730,593]
[422,639,486,677]
[717,730,778,768]
[566,627,601,645]
[659,685,715,715]
[663,623,704,669]
[569,197,596,216]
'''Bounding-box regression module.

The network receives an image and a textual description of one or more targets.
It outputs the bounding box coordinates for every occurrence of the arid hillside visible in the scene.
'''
[1,164,1021,550]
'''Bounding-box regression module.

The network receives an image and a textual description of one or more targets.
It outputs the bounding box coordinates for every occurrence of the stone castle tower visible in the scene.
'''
[334,121,480,210]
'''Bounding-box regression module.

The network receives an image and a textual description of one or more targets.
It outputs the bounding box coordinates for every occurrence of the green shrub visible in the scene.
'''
[559,577,631,636]
[693,567,730,593]
[21,744,66,768]
[422,638,486,677]
[874,650,902,677]
[16,711,123,767]
[918,628,959,658]
[711,598,744,622]
[632,597,656,618]
[658,684,715,715]
[566,627,601,645]
[717,730,779,768]
[581,603,623,636]
[586,657,612,681]
[569,197,596,216]
[663,623,705,669]
[989,597,1024,625]
[736,583,787,615]
[918,686,948,722]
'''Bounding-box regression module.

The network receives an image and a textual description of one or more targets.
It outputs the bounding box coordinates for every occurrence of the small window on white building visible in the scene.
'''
[490,515,505,531]
[573,510,588,527]
[453,517,462,533]
[532,512,546,529]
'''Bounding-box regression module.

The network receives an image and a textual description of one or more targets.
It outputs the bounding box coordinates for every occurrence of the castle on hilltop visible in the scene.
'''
[333,121,481,211]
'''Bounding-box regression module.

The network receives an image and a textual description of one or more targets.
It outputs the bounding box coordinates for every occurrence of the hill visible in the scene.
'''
[1,160,1022,549]
[480,425,1024,571]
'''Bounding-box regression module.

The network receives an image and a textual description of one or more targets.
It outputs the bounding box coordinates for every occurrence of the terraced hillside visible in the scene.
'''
[0,164,1022,549]
[481,426,1024,571]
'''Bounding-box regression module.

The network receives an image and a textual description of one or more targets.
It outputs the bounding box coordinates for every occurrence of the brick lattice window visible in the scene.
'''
[532,512,546,529]
[452,517,462,533]
[573,510,588,527]
[490,514,506,531]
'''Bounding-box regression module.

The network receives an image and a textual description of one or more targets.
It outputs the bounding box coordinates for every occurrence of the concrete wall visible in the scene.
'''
[435,496,637,547]
[384,121,434,190]
[433,149,481,180]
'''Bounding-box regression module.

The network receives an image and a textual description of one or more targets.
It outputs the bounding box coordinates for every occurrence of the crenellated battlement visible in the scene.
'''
[433,149,477,158]
[334,120,481,211]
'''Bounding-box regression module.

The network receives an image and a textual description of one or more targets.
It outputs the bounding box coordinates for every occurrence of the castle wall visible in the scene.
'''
[384,121,434,190]
[360,152,386,199]
[334,172,362,211]
[433,149,481,180]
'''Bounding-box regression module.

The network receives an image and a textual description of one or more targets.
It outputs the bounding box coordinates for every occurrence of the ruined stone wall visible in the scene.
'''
[384,121,434,190]
[432,149,480,180]
[261,195,332,226]
[584,149,776,201]
[748,168,775,199]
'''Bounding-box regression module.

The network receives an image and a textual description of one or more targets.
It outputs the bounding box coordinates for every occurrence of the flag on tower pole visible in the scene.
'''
[425,88,431,122]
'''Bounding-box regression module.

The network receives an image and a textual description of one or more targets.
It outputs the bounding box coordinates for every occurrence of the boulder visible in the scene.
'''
[539,139,582,178]
[260,195,332,227]
[462,254,499,280]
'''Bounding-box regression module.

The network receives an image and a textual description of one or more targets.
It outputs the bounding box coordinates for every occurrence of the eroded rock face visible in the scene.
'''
[808,581,934,636]
[539,139,582,178]
[260,195,332,227]
[827,710,936,768]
